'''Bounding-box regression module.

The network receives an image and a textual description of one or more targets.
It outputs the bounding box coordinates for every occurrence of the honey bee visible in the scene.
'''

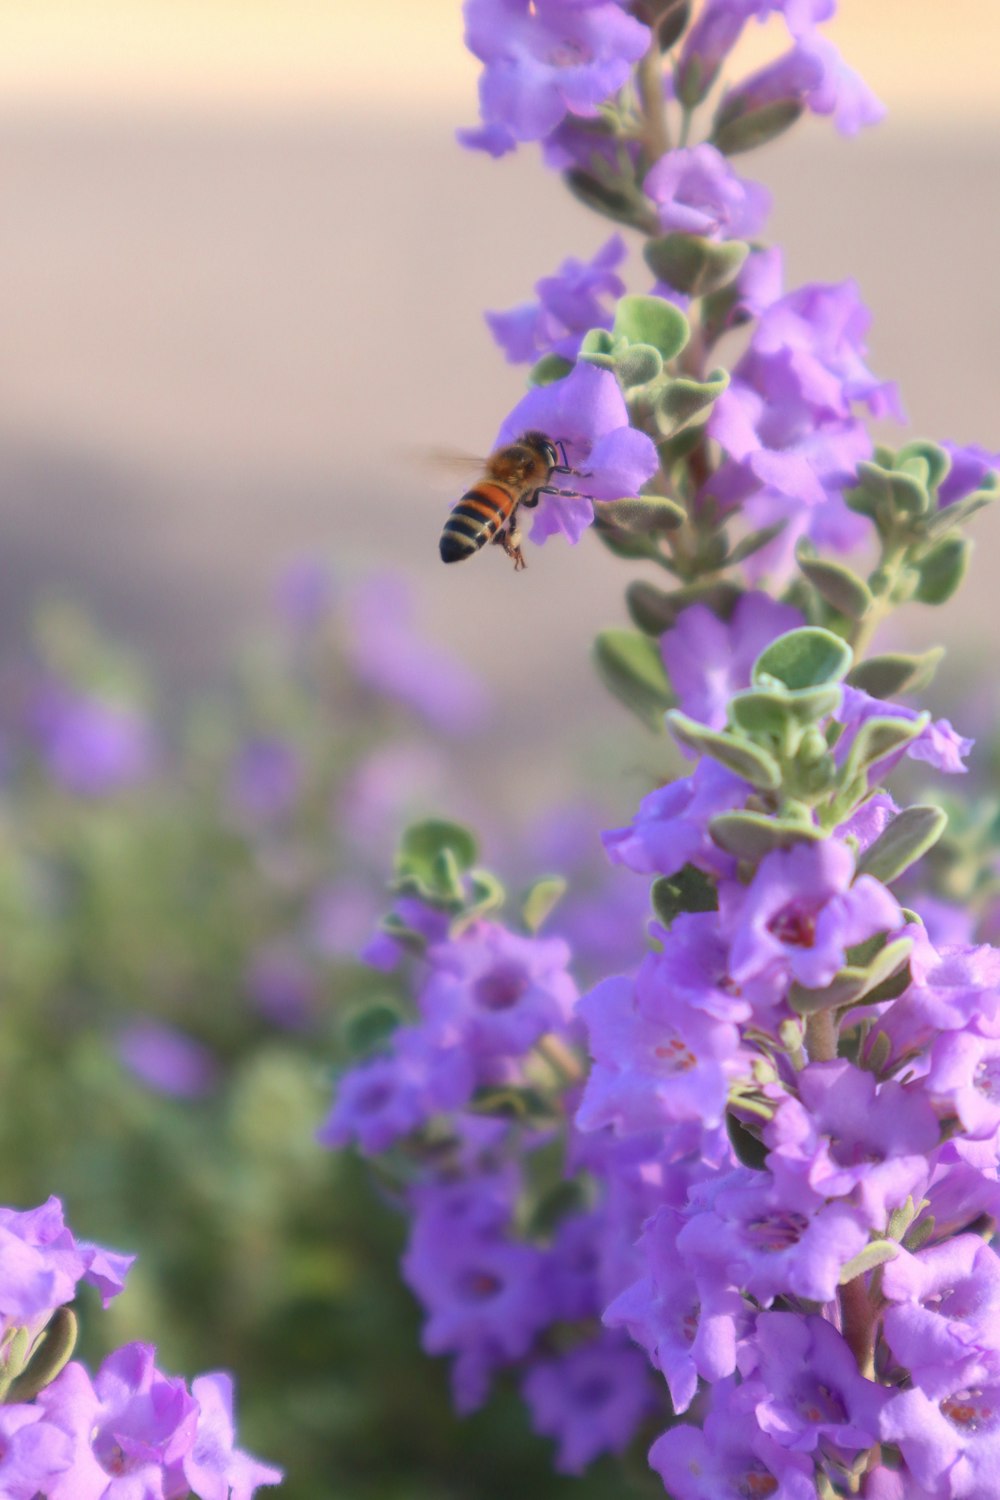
[438,430,584,571]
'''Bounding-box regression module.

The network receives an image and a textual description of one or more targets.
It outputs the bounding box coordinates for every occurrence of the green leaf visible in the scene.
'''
[8,1309,78,1403]
[726,520,788,567]
[711,98,803,155]
[667,710,782,789]
[709,810,824,860]
[615,343,664,387]
[925,479,998,536]
[796,549,874,619]
[913,536,971,605]
[655,368,729,437]
[527,353,573,387]
[344,1002,404,1059]
[856,804,948,885]
[593,628,674,730]
[594,496,685,533]
[895,440,951,493]
[613,294,690,362]
[625,578,742,637]
[643,233,749,297]
[847,462,930,528]
[753,627,853,691]
[790,937,914,1015]
[729,684,842,736]
[655,0,691,51]
[522,876,568,933]
[726,1112,768,1170]
[394,818,478,904]
[839,1241,900,1283]
[579,327,617,357]
[843,712,929,781]
[846,648,944,700]
[563,168,654,230]
[451,868,507,934]
[527,1180,589,1237]
[650,865,718,926]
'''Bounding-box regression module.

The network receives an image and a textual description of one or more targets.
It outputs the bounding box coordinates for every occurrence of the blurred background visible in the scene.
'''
[1,4,1000,1498]
[2,0,999,775]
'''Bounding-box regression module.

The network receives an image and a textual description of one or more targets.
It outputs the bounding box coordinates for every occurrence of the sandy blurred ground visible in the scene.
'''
[0,1,999,793]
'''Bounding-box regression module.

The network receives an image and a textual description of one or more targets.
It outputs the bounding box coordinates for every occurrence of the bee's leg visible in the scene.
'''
[550,465,592,478]
[521,490,540,509]
[535,484,584,498]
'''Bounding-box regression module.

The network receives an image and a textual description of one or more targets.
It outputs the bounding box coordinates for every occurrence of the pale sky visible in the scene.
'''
[0,0,996,123]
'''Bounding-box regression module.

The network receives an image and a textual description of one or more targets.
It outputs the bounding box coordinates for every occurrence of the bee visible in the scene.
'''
[438,430,585,571]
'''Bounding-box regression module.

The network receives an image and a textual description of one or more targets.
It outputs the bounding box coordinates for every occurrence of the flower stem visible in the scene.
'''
[839,1271,876,1380]
[805,1008,837,1063]
[636,41,671,165]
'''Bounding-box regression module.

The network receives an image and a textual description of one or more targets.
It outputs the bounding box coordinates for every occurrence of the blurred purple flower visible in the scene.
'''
[29,684,155,797]
[118,1021,218,1099]
[273,556,336,631]
[486,235,626,364]
[246,945,319,1030]
[522,1335,654,1473]
[718,36,885,138]
[938,441,1000,507]
[345,575,489,735]
[228,737,302,825]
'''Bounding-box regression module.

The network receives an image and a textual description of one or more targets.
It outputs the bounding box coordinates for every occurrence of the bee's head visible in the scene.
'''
[521,430,561,468]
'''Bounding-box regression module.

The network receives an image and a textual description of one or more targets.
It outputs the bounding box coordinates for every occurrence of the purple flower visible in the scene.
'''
[677,1168,870,1304]
[0,1406,73,1500]
[676,0,837,104]
[246,944,319,1030]
[707,279,901,575]
[644,145,771,240]
[649,1380,818,1500]
[29,684,154,797]
[185,1372,283,1499]
[939,442,1000,507]
[486,235,626,364]
[420,923,577,1059]
[602,757,746,879]
[117,1021,218,1100]
[721,838,902,991]
[273,555,335,631]
[496,361,659,543]
[344,575,488,734]
[764,1062,939,1228]
[925,1030,1000,1140]
[459,0,650,156]
[745,1311,888,1454]
[522,1335,654,1473]
[0,1199,128,1330]
[402,1183,549,1402]
[870,940,1000,1065]
[576,954,747,1135]
[317,1025,474,1154]
[836,685,973,780]
[882,1238,1000,1397]
[227,738,302,825]
[661,592,804,731]
[38,1346,199,1500]
[881,1379,1000,1498]
[604,1207,744,1413]
[717,37,885,138]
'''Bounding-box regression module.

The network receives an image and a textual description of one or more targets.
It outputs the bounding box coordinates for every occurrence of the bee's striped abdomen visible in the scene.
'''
[440,482,515,564]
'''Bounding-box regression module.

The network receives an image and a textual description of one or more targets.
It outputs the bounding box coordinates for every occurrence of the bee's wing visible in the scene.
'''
[423,447,488,474]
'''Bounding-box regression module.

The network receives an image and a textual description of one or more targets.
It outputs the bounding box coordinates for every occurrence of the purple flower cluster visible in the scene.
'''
[708,270,904,576]
[0,1198,280,1498]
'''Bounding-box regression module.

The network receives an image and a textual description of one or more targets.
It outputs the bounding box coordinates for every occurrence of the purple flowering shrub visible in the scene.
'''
[316,2,1000,1495]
